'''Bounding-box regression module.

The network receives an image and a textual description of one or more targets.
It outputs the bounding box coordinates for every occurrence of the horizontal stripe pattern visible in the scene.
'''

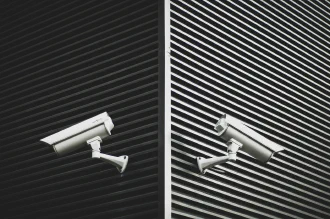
[170,0,330,218]
[0,1,159,218]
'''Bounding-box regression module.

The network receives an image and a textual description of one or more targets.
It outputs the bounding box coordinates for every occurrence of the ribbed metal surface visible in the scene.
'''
[0,1,160,218]
[170,0,330,218]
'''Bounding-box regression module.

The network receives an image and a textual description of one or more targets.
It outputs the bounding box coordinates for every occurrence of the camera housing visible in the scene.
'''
[197,114,284,174]
[41,112,128,173]
[41,112,114,156]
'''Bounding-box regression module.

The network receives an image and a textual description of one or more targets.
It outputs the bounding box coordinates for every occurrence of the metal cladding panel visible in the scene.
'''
[170,1,330,219]
[0,1,161,218]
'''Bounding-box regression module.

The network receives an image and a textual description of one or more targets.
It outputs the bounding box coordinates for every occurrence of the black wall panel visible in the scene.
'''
[170,0,330,218]
[0,1,161,218]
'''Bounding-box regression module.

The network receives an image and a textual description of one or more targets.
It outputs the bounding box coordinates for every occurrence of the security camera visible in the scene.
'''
[41,112,128,173]
[197,114,284,174]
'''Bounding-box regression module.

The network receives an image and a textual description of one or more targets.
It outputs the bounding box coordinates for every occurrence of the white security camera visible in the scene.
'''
[41,112,128,173]
[197,114,284,174]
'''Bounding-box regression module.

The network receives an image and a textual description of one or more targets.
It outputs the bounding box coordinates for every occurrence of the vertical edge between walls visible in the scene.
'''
[158,0,172,218]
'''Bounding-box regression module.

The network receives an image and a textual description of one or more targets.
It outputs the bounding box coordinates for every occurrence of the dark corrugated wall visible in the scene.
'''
[170,0,330,218]
[0,1,161,218]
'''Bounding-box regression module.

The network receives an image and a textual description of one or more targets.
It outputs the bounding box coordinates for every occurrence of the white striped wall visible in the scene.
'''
[170,1,330,218]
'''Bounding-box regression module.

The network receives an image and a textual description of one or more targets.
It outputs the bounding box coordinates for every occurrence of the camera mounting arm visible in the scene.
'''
[197,138,242,174]
[87,136,128,173]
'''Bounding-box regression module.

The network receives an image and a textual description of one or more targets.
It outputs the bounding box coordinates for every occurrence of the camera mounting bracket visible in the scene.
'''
[87,136,128,173]
[197,138,243,174]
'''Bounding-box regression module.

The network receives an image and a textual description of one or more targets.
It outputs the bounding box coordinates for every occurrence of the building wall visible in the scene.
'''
[170,1,330,218]
[0,1,161,218]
